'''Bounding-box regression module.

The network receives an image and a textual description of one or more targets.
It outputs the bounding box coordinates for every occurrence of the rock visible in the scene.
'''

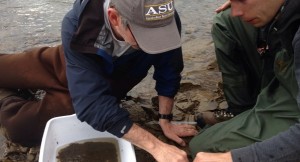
[172,108,185,121]
[196,100,218,112]
[175,100,199,113]
[219,101,228,109]
[179,82,202,92]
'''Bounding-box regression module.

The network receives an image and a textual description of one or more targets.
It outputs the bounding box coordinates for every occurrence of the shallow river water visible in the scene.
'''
[0,0,72,52]
[0,0,224,53]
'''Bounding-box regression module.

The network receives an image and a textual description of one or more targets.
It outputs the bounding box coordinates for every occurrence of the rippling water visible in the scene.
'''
[0,0,73,53]
[0,0,223,53]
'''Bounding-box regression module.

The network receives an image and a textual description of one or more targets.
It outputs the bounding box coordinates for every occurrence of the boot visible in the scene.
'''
[195,109,234,128]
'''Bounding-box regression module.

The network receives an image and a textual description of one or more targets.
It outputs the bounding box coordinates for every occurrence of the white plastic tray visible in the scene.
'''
[39,114,136,162]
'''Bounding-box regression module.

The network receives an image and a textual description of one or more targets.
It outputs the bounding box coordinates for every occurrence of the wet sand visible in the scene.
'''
[0,0,225,161]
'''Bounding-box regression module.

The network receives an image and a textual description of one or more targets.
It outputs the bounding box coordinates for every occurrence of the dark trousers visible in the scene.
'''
[0,45,74,146]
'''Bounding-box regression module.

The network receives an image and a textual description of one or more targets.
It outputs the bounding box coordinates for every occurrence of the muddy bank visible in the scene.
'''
[0,0,225,161]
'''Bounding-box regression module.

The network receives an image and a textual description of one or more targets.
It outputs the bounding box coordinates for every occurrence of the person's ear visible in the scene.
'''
[108,8,120,27]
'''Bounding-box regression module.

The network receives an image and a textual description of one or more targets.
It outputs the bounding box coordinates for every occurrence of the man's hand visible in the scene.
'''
[215,1,231,13]
[158,96,198,146]
[160,119,198,146]
[193,152,233,162]
[123,124,189,162]
[151,142,189,162]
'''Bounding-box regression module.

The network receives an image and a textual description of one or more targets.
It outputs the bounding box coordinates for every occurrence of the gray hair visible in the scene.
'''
[109,1,129,28]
